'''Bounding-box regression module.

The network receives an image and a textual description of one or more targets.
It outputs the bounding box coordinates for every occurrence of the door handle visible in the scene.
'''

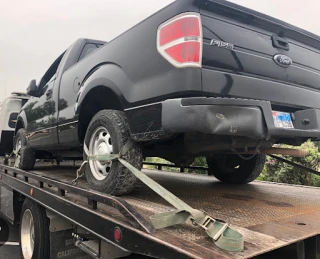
[272,34,290,51]
[46,89,53,100]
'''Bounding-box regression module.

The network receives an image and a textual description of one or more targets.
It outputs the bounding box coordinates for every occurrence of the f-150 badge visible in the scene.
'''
[210,39,234,50]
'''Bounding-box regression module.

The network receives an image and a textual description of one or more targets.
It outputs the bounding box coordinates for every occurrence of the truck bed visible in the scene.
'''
[23,163,320,259]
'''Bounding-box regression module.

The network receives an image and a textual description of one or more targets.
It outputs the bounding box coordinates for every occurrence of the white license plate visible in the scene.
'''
[272,111,294,129]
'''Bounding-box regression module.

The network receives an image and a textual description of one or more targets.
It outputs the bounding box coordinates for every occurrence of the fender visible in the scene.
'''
[75,64,133,115]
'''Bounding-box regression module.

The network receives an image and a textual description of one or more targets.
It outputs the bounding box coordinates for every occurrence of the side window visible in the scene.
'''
[78,43,100,61]
[37,84,49,97]
[37,52,65,97]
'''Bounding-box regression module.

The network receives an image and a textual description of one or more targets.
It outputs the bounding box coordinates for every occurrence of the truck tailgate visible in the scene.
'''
[197,0,320,102]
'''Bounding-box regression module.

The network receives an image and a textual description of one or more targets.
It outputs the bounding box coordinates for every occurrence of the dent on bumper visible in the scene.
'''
[162,98,320,140]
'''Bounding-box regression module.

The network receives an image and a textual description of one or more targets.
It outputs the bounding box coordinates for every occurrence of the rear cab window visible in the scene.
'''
[78,43,103,61]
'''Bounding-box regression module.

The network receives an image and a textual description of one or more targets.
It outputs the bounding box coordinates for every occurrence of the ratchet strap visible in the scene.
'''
[83,141,244,252]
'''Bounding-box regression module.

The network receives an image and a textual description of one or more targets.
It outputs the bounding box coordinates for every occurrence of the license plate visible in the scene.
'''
[272,111,294,129]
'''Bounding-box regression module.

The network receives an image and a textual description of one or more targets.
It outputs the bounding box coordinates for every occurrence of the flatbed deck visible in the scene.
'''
[8,163,317,259]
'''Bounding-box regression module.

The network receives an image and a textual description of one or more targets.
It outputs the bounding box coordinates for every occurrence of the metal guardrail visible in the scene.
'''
[143,162,208,173]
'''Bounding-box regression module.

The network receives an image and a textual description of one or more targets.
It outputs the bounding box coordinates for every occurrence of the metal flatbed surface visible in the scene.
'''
[26,163,320,259]
[27,166,320,258]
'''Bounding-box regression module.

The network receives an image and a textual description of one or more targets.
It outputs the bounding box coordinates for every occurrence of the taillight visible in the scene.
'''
[157,13,202,68]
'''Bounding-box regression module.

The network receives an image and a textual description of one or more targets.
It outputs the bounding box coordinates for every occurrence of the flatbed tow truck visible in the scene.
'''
[0,159,319,259]
[2,0,320,257]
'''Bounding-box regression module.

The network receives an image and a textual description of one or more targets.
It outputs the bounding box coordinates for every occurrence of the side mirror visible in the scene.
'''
[26,80,37,97]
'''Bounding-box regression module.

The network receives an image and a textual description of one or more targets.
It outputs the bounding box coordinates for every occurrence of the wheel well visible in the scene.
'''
[78,86,123,143]
[15,119,24,135]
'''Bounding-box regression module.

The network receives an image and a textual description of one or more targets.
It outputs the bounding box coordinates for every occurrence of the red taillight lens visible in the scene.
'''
[157,13,202,68]
[159,16,201,46]
[165,42,201,63]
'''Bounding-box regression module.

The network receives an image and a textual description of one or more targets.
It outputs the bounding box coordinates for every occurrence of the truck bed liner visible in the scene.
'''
[26,164,320,259]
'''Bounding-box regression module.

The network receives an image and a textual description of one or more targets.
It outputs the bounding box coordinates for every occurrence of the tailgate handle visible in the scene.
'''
[272,35,290,51]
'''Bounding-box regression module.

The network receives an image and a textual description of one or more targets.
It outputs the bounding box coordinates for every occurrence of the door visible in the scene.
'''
[25,76,57,148]
[26,54,65,148]
[58,42,103,146]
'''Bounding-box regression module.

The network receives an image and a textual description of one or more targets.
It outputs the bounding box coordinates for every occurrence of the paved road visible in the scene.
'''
[0,218,20,259]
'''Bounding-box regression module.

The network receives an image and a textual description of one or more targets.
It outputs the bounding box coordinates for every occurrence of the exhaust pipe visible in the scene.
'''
[241,147,308,157]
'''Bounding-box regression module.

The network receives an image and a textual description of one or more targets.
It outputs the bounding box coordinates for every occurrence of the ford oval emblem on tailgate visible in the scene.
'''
[273,54,292,68]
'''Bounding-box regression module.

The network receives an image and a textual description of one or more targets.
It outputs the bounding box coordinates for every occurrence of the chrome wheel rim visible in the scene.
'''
[88,126,113,180]
[14,137,21,168]
[21,209,35,259]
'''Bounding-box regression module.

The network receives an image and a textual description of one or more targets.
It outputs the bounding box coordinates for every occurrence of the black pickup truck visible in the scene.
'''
[15,0,320,195]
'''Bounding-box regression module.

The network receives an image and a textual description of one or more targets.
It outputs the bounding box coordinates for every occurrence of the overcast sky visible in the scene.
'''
[1,0,319,99]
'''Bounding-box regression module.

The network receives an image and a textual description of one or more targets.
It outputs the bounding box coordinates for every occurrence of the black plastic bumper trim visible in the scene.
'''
[162,97,320,140]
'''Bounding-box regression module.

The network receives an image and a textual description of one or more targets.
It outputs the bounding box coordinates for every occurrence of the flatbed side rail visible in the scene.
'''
[0,165,219,258]
[0,164,154,234]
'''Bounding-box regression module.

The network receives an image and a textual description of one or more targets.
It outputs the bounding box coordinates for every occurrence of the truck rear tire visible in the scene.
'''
[15,129,36,170]
[20,198,49,259]
[206,154,266,184]
[84,110,143,196]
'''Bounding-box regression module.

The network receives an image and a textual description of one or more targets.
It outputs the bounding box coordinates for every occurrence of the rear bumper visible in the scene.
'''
[162,97,320,140]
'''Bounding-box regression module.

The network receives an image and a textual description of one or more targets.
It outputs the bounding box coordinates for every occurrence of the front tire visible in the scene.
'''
[15,129,36,170]
[84,110,143,196]
[206,154,266,184]
[20,199,50,259]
